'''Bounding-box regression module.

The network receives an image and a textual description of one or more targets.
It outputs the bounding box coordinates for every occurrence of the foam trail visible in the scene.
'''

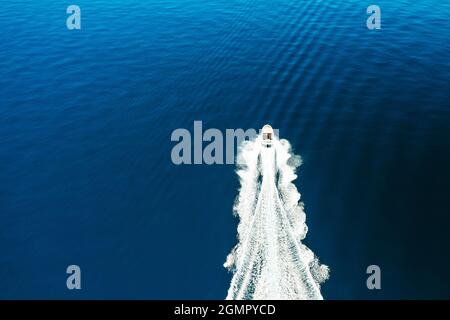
[224,134,329,300]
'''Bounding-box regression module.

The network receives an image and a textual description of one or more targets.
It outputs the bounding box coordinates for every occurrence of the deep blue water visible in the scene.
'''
[1,0,449,299]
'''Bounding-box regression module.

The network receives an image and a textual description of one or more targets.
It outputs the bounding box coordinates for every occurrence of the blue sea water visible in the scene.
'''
[0,0,449,299]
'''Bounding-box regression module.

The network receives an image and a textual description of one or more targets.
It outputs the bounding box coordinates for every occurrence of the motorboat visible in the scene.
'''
[261,124,274,148]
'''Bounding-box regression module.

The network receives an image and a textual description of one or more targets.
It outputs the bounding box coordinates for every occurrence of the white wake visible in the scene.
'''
[224,134,329,300]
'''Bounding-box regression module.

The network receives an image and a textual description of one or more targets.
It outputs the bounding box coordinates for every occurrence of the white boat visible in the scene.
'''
[261,124,274,148]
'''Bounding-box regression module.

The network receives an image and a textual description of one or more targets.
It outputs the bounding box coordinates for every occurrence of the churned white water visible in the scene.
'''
[224,134,329,300]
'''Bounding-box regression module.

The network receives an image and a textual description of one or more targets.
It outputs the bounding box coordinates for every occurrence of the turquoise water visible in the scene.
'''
[1,1,449,298]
